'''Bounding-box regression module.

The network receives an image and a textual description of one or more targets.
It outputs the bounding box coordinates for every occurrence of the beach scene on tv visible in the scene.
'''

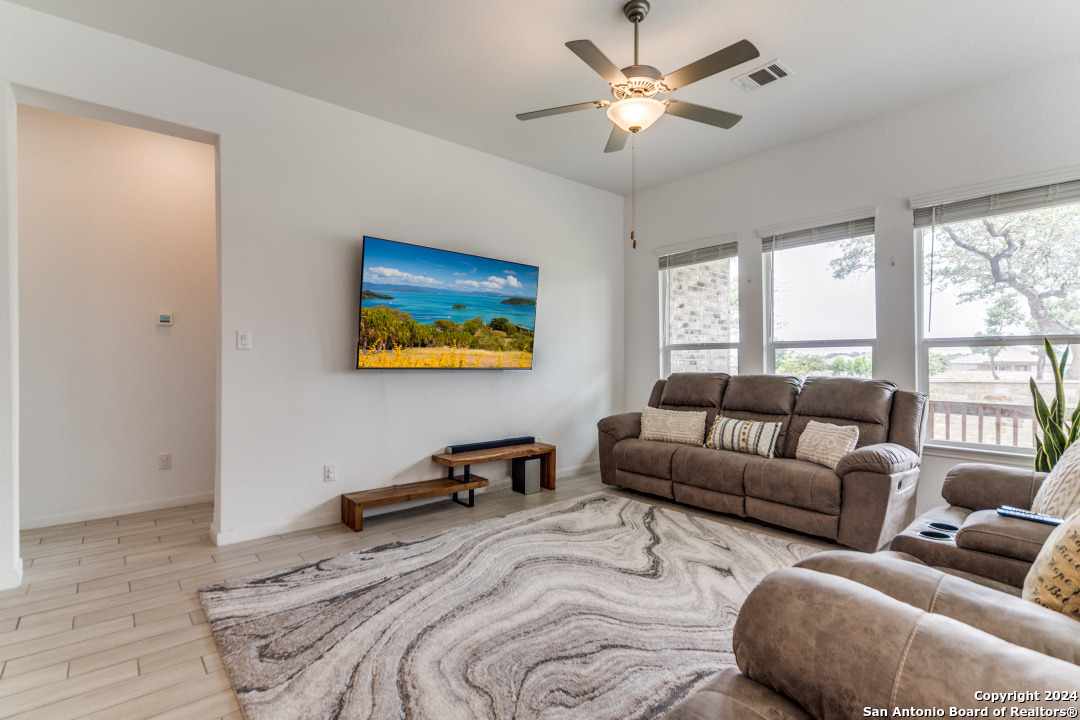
[357,237,539,369]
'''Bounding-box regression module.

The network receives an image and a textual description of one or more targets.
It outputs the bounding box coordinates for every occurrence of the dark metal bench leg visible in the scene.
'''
[451,489,474,508]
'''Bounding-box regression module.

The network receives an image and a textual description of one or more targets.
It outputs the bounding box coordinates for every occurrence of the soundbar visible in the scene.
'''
[445,436,536,454]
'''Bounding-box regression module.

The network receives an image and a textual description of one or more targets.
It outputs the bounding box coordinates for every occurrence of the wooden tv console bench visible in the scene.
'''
[340,442,556,531]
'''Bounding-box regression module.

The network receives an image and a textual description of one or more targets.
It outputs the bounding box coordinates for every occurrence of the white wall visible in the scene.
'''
[624,55,1080,513]
[17,105,217,528]
[0,0,624,584]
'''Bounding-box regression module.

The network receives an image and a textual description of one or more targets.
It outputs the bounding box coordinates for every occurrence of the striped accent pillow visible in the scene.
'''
[705,416,783,458]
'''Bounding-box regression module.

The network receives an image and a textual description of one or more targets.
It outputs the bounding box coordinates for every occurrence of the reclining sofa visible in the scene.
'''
[664,550,1080,720]
[597,373,928,552]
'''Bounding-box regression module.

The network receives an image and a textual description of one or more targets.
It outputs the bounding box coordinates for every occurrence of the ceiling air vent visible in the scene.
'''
[732,60,792,92]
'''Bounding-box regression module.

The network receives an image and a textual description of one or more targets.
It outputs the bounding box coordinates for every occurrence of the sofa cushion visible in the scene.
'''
[956,509,1055,563]
[743,456,842,515]
[672,446,751,496]
[639,406,707,445]
[659,372,728,408]
[719,375,800,457]
[658,373,727,429]
[784,377,897,458]
[613,438,679,480]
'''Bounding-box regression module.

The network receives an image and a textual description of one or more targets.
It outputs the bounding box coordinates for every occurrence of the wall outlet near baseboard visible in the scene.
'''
[158,452,172,470]
[324,464,336,483]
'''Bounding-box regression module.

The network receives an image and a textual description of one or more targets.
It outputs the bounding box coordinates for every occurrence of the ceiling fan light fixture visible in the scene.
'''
[606,97,665,133]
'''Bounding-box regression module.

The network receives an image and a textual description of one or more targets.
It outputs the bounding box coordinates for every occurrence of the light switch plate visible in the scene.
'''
[236,330,252,350]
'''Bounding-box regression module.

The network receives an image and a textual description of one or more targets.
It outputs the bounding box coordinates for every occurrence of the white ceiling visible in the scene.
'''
[10,0,1080,195]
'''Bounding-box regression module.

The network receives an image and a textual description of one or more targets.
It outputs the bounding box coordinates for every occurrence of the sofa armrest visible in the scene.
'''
[834,443,920,477]
[663,667,812,720]
[596,412,641,442]
[734,568,1080,720]
[956,508,1055,563]
[942,463,1047,511]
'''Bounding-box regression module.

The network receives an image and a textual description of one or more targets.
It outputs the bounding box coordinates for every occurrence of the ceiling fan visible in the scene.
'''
[516,0,760,152]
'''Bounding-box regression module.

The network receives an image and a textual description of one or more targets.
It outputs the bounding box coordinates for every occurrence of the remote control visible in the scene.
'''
[997,506,1062,526]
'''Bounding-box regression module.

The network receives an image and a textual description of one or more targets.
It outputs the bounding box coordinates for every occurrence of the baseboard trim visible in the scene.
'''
[0,558,24,591]
[20,491,215,530]
[557,462,599,479]
[212,464,598,547]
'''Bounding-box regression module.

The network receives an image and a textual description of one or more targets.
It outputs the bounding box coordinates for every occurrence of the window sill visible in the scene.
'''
[923,441,1034,466]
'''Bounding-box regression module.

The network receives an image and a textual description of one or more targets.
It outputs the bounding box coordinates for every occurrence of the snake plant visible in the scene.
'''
[1030,338,1080,472]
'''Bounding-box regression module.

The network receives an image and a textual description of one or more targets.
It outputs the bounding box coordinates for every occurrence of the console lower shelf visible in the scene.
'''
[340,476,490,531]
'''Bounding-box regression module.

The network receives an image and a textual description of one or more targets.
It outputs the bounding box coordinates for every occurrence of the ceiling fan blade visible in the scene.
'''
[665,100,742,129]
[661,39,760,90]
[604,125,629,153]
[566,40,627,85]
[516,101,605,121]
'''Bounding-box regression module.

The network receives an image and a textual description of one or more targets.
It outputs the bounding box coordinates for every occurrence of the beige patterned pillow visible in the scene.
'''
[1031,442,1080,518]
[639,406,707,445]
[796,421,860,470]
[1023,507,1080,621]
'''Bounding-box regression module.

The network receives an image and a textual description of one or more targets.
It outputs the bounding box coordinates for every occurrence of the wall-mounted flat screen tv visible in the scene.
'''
[357,237,539,369]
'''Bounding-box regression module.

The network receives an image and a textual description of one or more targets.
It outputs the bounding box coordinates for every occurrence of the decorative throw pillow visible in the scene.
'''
[1023,507,1080,621]
[705,416,783,459]
[1031,442,1080,518]
[639,406,708,445]
[796,420,860,471]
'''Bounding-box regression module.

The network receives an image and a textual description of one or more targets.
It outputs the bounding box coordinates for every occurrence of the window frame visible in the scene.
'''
[762,225,877,378]
[915,228,1080,455]
[658,238,740,377]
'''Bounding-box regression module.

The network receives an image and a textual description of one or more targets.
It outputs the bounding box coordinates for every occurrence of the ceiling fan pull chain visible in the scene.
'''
[631,134,637,249]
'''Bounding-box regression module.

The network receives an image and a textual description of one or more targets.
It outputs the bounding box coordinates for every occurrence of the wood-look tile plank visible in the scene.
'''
[0,615,134,664]
[137,635,217,675]
[0,617,73,647]
[144,688,239,720]
[3,616,186,677]
[132,597,203,627]
[201,653,223,673]
[0,661,69,698]
[24,583,181,629]
[69,621,209,677]
[77,669,232,720]
[12,657,206,720]
[0,660,139,718]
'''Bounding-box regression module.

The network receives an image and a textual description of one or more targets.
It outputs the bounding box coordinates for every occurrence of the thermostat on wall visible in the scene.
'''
[157,313,173,326]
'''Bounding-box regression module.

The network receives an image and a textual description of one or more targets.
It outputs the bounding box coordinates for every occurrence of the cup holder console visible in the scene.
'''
[917,529,953,541]
[927,522,959,533]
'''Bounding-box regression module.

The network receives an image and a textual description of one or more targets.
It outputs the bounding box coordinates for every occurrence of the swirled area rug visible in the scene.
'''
[199,493,820,720]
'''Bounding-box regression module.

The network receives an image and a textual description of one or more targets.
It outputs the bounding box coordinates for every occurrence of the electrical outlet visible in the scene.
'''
[324,464,336,483]
[158,453,172,470]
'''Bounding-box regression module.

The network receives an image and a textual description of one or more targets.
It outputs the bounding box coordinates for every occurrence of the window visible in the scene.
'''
[764,217,876,380]
[915,179,1080,450]
[660,242,739,375]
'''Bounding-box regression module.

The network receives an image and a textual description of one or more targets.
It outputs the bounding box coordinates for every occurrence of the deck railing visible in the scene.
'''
[927,400,1037,447]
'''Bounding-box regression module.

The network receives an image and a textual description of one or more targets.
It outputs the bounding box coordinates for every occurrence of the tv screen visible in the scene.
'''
[357,237,539,369]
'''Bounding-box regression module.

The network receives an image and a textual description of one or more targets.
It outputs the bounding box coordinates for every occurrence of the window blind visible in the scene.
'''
[658,241,738,270]
[913,179,1080,228]
[761,217,875,253]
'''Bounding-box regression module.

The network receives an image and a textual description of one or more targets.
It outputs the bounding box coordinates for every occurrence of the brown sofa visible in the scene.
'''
[664,550,1080,720]
[890,462,1055,587]
[597,374,928,552]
